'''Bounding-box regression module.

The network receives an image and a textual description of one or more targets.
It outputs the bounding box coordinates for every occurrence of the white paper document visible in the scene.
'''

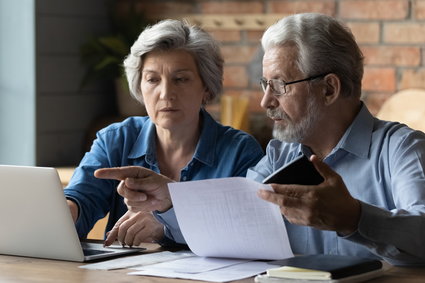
[129,261,276,282]
[79,251,194,270]
[131,256,250,273]
[168,177,293,260]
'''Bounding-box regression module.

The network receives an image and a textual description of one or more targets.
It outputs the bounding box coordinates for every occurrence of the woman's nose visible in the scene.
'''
[159,80,176,100]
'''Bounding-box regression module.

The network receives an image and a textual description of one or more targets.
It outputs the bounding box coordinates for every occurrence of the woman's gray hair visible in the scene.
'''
[261,13,364,98]
[124,19,224,103]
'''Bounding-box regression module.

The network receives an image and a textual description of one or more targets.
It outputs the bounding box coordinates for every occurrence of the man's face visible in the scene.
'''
[261,45,323,143]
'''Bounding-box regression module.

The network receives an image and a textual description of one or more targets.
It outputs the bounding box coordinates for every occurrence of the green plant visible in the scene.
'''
[80,0,149,87]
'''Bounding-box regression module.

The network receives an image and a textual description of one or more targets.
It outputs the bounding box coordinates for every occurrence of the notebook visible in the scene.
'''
[0,165,144,262]
[255,254,386,282]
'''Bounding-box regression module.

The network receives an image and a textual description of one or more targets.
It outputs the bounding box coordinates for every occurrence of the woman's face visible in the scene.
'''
[140,49,208,131]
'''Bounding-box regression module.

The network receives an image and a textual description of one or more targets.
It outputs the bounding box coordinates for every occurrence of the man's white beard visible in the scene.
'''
[269,95,321,143]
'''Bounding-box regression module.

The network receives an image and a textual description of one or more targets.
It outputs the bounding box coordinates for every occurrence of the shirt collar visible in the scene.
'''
[127,108,217,167]
[128,118,156,162]
[333,102,374,158]
[192,108,217,167]
[301,103,374,159]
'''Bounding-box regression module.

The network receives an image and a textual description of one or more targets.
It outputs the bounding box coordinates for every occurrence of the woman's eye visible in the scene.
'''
[146,77,159,83]
[175,77,188,83]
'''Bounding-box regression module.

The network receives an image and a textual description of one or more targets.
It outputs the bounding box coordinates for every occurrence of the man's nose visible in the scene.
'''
[260,88,279,110]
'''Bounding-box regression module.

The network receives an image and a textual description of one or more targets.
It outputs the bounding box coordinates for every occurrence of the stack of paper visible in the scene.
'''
[83,177,294,282]
[129,257,275,282]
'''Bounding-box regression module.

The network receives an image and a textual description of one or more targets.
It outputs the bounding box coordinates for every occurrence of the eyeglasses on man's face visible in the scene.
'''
[259,73,328,97]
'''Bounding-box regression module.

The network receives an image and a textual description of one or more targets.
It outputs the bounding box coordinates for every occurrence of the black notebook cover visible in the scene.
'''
[268,254,383,279]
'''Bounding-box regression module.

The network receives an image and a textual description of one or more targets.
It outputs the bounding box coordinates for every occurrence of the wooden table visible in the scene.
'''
[1,243,424,283]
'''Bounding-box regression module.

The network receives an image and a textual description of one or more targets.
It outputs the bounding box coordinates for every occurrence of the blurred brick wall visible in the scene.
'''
[119,0,425,145]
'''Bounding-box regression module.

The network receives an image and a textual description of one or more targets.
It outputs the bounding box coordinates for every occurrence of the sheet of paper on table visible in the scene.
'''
[131,256,251,273]
[129,260,279,283]
[79,251,195,270]
[168,177,294,260]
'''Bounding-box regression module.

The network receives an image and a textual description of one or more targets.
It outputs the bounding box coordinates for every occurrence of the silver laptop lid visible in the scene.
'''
[0,165,85,261]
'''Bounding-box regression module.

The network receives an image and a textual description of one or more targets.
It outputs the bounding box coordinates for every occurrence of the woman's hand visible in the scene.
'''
[104,210,164,247]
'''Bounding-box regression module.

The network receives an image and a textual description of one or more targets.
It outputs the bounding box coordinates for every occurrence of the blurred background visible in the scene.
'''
[1,0,425,167]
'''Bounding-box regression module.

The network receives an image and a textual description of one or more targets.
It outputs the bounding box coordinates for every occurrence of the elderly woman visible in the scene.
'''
[64,19,263,247]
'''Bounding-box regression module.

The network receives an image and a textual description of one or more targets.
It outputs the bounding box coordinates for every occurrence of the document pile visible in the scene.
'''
[129,177,294,282]
[81,177,293,282]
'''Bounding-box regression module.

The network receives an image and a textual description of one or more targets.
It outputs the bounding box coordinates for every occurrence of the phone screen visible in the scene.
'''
[262,155,324,185]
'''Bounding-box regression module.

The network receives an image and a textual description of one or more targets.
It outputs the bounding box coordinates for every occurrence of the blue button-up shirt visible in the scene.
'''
[64,109,264,241]
[247,104,425,266]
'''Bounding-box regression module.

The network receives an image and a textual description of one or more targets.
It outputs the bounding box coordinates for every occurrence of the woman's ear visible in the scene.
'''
[202,88,210,105]
[322,73,341,106]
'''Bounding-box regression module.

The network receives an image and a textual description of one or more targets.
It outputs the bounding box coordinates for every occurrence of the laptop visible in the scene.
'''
[0,165,144,262]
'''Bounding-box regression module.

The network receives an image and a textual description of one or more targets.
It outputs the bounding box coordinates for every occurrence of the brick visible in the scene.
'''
[268,0,336,16]
[201,1,263,14]
[414,0,425,19]
[363,92,393,116]
[208,30,242,43]
[400,69,425,89]
[223,66,248,88]
[362,67,396,92]
[221,45,258,64]
[384,23,425,43]
[246,30,265,43]
[346,22,380,44]
[340,0,409,20]
[361,46,421,66]
[134,2,196,17]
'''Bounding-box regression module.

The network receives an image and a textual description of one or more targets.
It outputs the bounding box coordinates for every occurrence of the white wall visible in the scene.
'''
[0,0,36,165]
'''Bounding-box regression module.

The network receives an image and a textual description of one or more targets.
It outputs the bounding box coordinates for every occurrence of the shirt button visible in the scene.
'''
[181,176,187,181]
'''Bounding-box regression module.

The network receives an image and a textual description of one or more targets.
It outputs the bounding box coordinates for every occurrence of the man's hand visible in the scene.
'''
[94,166,173,212]
[104,210,164,247]
[257,155,361,235]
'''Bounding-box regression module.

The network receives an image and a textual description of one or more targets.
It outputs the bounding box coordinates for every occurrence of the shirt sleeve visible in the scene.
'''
[344,202,425,266]
[153,208,186,244]
[344,131,425,266]
[63,130,122,238]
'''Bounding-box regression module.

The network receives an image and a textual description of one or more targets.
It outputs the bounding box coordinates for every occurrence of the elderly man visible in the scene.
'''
[248,13,425,266]
[96,13,425,266]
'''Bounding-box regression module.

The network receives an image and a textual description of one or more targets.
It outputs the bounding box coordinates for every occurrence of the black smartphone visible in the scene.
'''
[262,155,324,185]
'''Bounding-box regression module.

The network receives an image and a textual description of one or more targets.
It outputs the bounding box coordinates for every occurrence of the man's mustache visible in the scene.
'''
[267,108,287,120]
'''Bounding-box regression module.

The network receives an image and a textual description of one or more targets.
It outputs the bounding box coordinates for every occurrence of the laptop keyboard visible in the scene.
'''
[83,248,111,256]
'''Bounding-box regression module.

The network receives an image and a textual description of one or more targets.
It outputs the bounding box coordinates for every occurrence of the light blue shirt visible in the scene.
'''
[247,104,425,266]
[64,109,264,242]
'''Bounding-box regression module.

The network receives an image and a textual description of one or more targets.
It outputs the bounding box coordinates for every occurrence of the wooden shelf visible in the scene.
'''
[153,13,289,30]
